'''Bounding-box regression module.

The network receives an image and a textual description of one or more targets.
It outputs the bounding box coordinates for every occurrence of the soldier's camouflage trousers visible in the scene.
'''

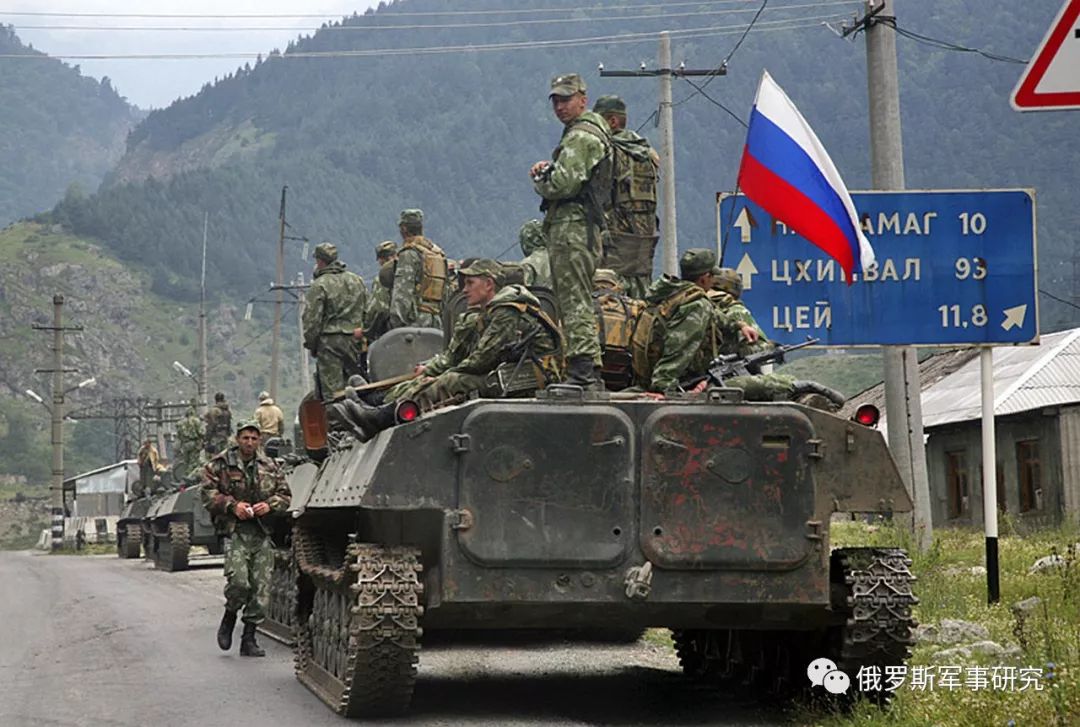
[391,370,501,410]
[547,219,603,365]
[223,527,274,624]
[316,333,365,402]
[726,372,796,402]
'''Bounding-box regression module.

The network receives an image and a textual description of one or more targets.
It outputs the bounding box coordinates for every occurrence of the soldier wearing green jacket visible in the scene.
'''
[389,209,449,330]
[531,73,612,388]
[201,420,290,657]
[364,240,397,342]
[175,400,205,481]
[302,242,367,401]
[518,219,552,289]
[388,259,562,409]
[708,267,769,358]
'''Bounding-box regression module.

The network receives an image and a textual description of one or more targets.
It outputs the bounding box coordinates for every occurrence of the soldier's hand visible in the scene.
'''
[530,161,552,179]
[740,324,760,343]
[641,392,666,401]
[233,500,252,520]
[352,327,364,340]
[252,502,271,517]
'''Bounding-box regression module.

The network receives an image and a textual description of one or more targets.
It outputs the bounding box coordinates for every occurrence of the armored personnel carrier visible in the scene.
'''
[287,385,916,717]
[144,483,224,571]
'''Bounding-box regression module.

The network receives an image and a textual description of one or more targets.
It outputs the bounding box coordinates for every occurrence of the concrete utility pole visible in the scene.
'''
[198,212,209,414]
[31,295,83,551]
[600,32,725,275]
[270,186,288,403]
[860,0,932,549]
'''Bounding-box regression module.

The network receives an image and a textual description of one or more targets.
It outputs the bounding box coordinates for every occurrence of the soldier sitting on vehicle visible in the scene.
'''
[708,267,770,358]
[330,260,563,440]
[592,268,644,390]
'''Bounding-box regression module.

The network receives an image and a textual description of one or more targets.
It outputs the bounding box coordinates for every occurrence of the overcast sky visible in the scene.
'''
[2,1,378,108]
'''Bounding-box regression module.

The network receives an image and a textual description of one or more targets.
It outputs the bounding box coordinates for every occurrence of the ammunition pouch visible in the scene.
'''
[603,231,659,277]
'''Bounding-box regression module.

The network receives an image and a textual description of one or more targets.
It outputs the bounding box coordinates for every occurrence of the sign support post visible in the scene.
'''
[980,348,1001,604]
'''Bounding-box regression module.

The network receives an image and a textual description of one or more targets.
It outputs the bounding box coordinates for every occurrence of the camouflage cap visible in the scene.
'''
[313,241,338,262]
[458,258,502,281]
[679,248,721,279]
[549,73,586,97]
[593,268,623,291]
[375,240,397,259]
[593,95,627,117]
[518,219,546,256]
[398,209,424,226]
[714,267,743,297]
[235,419,261,435]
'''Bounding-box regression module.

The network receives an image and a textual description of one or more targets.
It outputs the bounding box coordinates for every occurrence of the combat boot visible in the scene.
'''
[239,622,265,657]
[564,356,600,390]
[217,609,237,651]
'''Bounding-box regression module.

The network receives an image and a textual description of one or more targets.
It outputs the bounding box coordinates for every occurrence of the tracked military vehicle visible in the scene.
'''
[288,382,917,717]
[144,483,224,571]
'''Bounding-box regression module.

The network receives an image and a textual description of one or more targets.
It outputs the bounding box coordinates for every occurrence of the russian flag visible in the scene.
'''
[737,71,875,283]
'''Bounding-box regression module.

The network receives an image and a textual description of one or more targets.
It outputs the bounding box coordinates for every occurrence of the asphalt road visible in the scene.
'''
[0,550,789,726]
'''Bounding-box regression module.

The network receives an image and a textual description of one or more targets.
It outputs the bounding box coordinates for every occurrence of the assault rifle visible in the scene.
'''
[695,337,820,388]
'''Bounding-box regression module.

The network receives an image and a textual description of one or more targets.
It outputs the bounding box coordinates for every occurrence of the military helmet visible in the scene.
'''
[398,209,424,226]
[235,419,261,435]
[375,240,397,259]
[714,267,743,298]
[518,219,545,256]
[313,241,338,263]
[593,268,623,292]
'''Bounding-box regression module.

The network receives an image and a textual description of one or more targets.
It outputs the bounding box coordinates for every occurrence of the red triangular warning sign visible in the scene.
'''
[1012,0,1080,110]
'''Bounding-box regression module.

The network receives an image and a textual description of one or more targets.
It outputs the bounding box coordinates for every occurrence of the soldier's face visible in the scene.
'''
[551,93,587,124]
[462,275,496,306]
[237,430,260,458]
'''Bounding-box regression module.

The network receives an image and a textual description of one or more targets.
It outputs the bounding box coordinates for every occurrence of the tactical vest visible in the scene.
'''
[546,115,614,225]
[630,285,709,383]
[403,236,449,315]
[482,296,565,386]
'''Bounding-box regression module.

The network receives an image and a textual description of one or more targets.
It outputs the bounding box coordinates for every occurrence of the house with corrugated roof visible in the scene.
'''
[845,328,1080,528]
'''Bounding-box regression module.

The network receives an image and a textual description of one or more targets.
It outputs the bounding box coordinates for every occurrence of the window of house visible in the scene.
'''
[946,451,969,519]
[1016,440,1042,513]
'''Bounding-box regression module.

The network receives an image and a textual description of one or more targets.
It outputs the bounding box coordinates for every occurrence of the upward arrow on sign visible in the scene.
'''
[1012,0,1080,111]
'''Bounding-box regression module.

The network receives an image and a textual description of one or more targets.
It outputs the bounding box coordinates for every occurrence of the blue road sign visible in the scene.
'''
[716,189,1039,346]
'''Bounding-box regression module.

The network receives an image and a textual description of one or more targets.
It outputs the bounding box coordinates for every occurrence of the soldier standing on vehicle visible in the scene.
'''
[388,210,448,330]
[531,73,612,389]
[364,240,398,342]
[252,391,284,438]
[518,219,552,289]
[302,242,368,401]
[175,400,205,481]
[593,95,660,299]
[201,420,290,658]
[204,392,232,455]
[134,436,165,498]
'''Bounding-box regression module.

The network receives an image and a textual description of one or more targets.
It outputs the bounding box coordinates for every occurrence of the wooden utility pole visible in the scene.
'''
[601,32,726,275]
[270,186,288,402]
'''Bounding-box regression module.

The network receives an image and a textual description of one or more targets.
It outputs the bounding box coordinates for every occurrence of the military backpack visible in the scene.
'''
[630,285,709,384]
[603,135,660,276]
[593,291,645,390]
[403,236,449,316]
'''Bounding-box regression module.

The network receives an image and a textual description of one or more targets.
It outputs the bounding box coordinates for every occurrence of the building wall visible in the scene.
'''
[925,408,1068,529]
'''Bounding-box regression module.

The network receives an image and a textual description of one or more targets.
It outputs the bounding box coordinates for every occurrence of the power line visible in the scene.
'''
[889,23,1028,65]
[0,1,844,20]
[5,2,859,32]
[0,14,845,61]
[680,77,748,128]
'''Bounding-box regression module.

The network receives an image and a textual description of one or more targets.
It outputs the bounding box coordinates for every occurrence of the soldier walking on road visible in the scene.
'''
[388,210,449,330]
[364,240,398,342]
[201,420,291,657]
[302,242,368,401]
[252,391,284,438]
[531,73,613,388]
[204,392,232,455]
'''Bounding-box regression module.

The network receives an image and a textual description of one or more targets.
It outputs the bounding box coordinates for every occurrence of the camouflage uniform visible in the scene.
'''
[389,262,562,409]
[637,275,716,392]
[364,242,397,341]
[302,243,368,401]
[389,210,448,330]
[535,75,612,369]
[518,219,552,289]
[204,400,232,455]
[175,406,206,482]
[726,372,797,401]
[201,439,290,626]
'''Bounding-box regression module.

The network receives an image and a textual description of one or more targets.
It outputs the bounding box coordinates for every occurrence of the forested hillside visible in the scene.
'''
[0,26,139,224]
[39,0,1079,329]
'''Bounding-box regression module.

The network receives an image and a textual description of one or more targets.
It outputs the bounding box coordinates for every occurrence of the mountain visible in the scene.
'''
[0,26,141,225]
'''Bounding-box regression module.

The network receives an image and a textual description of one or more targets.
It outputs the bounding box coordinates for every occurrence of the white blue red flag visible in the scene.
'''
[737,71,875,283]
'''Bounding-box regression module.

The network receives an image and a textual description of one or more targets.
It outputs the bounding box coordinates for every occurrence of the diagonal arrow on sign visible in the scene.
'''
[736,253,759,291]
[1001,304,1028,331]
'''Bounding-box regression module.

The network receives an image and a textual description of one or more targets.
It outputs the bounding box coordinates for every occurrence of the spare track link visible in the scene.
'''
[156,521,191,572]
[118,523,142,559]
[293,527,424,718]
[259,547,298,646]
[832,547,918,669]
